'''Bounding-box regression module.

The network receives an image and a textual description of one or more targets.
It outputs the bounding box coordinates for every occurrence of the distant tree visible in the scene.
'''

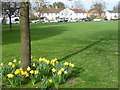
[91,0,106,17]
[113,2,120,13]
[53,2,65,9]
[48,5,53,8]
[2,2,19,31]
[20,1,31,71]
[32,0,48,22]
[74,0,84,9]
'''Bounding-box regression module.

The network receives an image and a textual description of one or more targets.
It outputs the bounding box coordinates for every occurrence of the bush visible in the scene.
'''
[1,57,75,88]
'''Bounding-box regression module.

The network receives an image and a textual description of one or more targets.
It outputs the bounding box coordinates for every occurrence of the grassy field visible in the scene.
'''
[2,21,118,88]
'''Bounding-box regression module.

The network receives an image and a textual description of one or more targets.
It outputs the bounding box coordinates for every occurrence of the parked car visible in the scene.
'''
[76,19,83,22]
[100,19,108,21]
[93,19,102,22]
[49,20,58,23]
[85,18,91,21]
[58,18,65,22]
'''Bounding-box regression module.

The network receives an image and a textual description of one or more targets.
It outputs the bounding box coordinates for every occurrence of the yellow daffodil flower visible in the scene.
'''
[57,71,62,75]
[46,61,50,64]
[31,56,33,59]
[33,59,39,62]
[13,59,17,63]
[12,64,15,68]
[64,71,68,74]
[7,74,14,78]
[0,63,3,66]
[60,68,65,72]
[27,66,31,71]
[30,70,34,74]
[19,67,23,71]
[34,70,39,74]
[48,79,53,83]
[14,69,20,74]
[52,68,56,72]
[8,62,12,66]
[32,63,36,67]
[25,73,29,77]
[64,62,69,65]
[39,58,42,62]
[18,61,21,64]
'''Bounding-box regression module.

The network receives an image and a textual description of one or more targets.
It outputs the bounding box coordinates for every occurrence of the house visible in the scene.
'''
[106,10,118,20]
[34,8,87,22]
[86,9,106,18]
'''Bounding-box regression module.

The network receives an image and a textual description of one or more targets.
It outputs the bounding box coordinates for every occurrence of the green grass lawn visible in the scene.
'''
[2,21,118,88]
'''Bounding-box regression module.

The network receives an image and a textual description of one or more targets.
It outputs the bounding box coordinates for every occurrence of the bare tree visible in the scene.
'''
[2,2,19,31]
[91,0,106,17]
[20,1,31,71]
[74,0,84,9]
[32,0,48,22]
[113,1,120,13]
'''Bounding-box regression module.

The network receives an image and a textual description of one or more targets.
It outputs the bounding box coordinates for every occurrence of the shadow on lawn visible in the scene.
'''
[2,25,67,45]
[59,38,104,61]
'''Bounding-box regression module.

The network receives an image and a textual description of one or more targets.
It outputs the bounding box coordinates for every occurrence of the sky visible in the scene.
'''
[47,0,119,10]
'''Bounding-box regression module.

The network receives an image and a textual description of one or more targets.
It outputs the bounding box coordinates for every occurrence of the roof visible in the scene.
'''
[70,9,86,13]
[41,8,64,13]
[107,10,117,13]
[88,9,105,13]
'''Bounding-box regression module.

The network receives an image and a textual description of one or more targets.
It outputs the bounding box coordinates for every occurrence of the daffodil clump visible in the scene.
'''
[1,57,75,88]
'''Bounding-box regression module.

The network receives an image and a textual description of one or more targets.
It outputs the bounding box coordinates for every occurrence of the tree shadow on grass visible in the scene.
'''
[58,38,104,61]
[2,25,67,45]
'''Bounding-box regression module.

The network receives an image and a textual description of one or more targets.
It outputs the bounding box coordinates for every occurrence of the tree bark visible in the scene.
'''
[9,14,12,31]
[20,2,31,71]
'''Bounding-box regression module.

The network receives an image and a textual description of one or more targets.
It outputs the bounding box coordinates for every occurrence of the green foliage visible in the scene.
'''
[53,2,65,9]
[30,13,39,20]
[90,15,97,20]
[1,58,75,88]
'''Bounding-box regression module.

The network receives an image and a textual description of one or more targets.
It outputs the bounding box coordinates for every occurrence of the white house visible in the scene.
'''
[34,8,87,21]
[106,10,118,20]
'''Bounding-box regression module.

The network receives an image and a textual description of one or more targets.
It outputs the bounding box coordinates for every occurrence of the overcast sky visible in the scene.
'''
[47,0,119,10]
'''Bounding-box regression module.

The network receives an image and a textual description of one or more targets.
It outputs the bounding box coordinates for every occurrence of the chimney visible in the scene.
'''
[71,6,74,9]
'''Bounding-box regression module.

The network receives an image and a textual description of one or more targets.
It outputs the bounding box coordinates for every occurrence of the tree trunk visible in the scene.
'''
[9,14,12,31]
[20,2,31,71]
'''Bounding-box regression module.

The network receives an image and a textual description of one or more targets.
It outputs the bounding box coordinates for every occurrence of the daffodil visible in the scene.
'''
[69,63,74,67]
[31,56,33,59]
[46,61,50,64]
[39,58,42,62]
[34,70,39,74]
[0,63,3,66]
[52,68,56,72]
[27,66,31,71]
[19,67,23,71]
[33,59,39,62]
[30,70,34,74]
[32,63,36,67]
[18,61,21,64]
[64,62,69,65]
[60,68,65,72]
[25,72,29,77]
[21,71,26,75]
[8,62,12,66]
[57,71,62,75]
[12,64,15,68]
[14,69,20,74]
[7,74,14,78]
[48,79,53,83]
[13,59,17,63]
[64,71,68,74]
